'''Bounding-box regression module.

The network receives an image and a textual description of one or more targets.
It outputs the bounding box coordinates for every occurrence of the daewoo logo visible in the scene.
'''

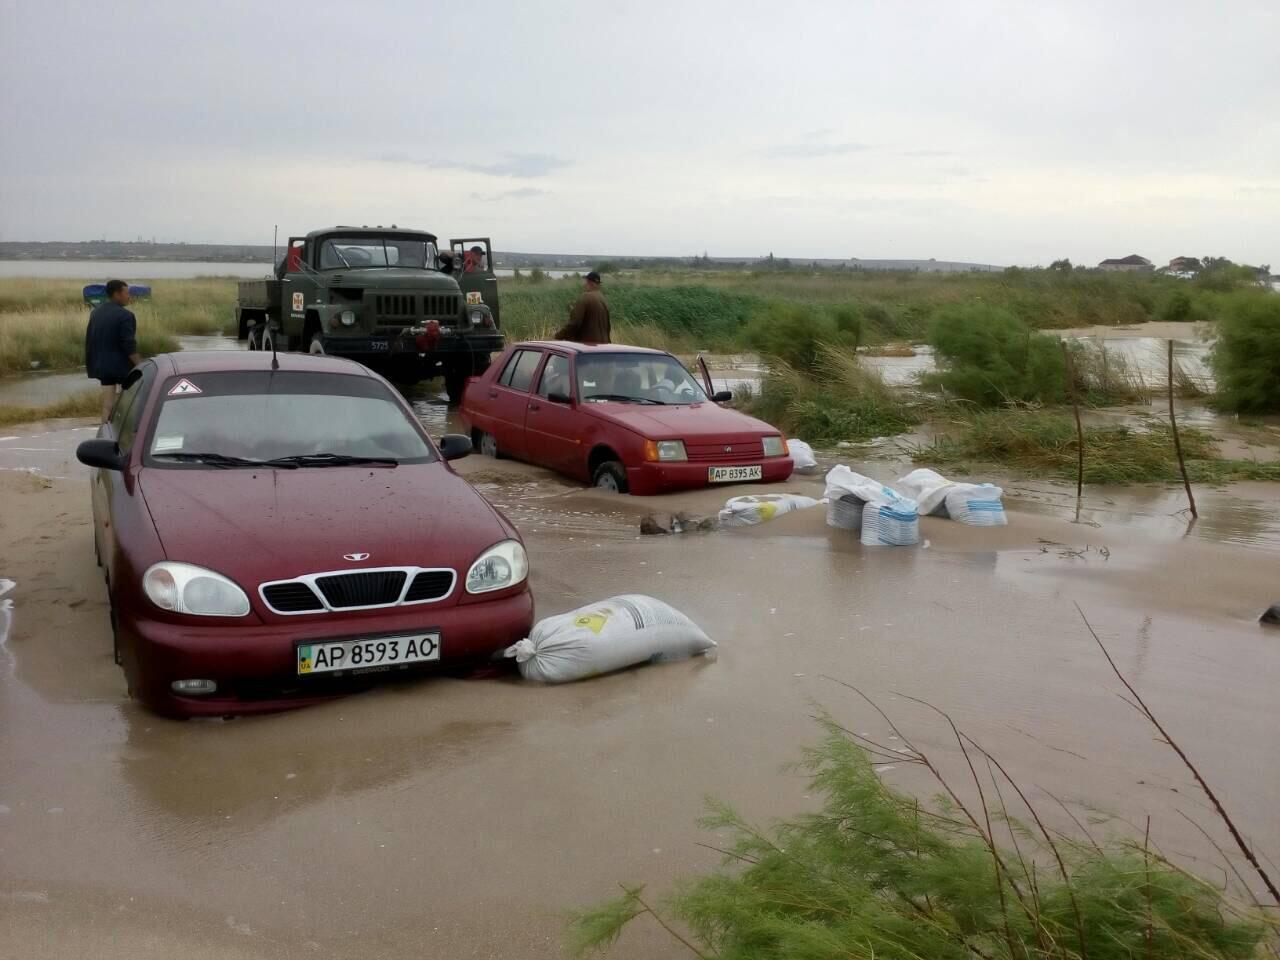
[343,552,370,562]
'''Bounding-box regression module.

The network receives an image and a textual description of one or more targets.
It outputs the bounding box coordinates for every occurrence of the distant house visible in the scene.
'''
[1098,254,1153,272]
[1168,256,1201,273]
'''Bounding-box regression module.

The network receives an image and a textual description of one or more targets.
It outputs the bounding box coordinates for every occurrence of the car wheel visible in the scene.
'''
[309,332,326,355]
[477,431,500,459]
[592,461,629,494]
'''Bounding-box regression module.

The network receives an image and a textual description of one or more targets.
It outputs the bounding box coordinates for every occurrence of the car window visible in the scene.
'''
[116,365,155,453]
[502,350,543,393]
[144,371,436,466]
[577,354,707,405]
[536,354,572,399]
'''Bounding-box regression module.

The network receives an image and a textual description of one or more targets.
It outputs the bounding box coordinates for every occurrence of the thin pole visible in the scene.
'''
[1167,340,1197,518]
[1062,341,1084,499]
[272,224,278,266]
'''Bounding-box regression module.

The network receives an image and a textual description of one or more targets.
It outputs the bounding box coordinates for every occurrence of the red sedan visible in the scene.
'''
[460,342,794,494]
[77,351,533,718]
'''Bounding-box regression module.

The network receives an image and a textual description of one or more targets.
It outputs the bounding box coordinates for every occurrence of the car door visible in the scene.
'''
[524,352,585,475]
[93,364,155,572]
[485,348,543,460]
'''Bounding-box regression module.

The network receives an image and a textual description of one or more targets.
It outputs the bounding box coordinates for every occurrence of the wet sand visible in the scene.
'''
[2,422,1278,959]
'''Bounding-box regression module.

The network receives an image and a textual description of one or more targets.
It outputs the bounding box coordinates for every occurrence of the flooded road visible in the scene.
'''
[1,418,1278,959]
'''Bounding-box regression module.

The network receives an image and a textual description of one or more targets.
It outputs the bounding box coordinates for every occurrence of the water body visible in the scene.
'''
[0,260,581,280]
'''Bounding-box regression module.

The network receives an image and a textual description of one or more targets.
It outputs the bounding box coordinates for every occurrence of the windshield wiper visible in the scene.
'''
[583,393,665,405]
[262,453,399,468]
[151,451,293,469]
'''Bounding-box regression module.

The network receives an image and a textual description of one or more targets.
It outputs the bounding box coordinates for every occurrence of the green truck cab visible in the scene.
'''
[236,227,503,402]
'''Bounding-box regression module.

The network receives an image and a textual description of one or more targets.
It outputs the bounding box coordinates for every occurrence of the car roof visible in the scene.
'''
[157,351,373,377]
[516,341,669,356]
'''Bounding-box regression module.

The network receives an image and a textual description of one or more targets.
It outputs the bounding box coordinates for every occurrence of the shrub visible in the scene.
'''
[1157,288,1209,324]
[925,304,1066,406]
[745,303,856,373]
[1210,292,1280,413]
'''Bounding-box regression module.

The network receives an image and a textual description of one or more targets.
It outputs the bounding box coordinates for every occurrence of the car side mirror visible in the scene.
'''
[712,390,733,403]
[438,434,472,461]
[77,438,125,471]
[547,391,572,405]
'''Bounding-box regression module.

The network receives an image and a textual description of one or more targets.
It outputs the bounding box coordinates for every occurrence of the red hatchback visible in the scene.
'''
[77,351,533,718]
[460,342,794,494]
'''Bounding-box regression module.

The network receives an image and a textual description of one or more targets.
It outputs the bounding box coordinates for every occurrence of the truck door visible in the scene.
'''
[450,237,500,327]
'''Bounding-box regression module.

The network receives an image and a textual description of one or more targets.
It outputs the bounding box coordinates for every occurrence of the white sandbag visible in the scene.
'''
[943,483,1008,526]
[786,439,820,474]
[826,495,865,530]
[860,500,920,546]
[897,468,956,516]
[718,493,820,527]
[506,595,715,683]
[824,465,901,505]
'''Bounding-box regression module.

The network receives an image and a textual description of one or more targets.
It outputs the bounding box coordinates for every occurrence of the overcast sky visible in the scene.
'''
[2,0,1277,265]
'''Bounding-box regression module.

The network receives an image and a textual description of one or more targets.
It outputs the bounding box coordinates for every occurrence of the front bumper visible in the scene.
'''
[118,590,534,718]
[321,332,505,358]
[625,457,795,496]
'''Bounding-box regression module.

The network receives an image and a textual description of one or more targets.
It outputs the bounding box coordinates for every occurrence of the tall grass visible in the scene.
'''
[745,344,918,443]
[0,388,101,426]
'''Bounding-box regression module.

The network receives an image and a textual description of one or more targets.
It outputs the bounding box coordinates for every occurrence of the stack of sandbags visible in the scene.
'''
[824,466,920,546]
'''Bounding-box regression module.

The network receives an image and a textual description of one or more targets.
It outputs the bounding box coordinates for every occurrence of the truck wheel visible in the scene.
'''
[309,333,326,355]
[444,366,468,405]
[592,461,629,494]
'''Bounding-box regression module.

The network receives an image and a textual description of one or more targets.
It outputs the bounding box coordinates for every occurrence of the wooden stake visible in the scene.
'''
[1062,341,1084,499]
[1167,340,1198,518]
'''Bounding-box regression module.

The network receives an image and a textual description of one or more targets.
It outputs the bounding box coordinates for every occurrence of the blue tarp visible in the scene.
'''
[82,283,152,302]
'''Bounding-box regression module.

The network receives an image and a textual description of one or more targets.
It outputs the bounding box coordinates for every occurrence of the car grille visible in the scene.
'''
[372,293,460,328]
[685,439,764,462]
[316,571,407,608]
[259,567,457,615]
[262,582,324,613]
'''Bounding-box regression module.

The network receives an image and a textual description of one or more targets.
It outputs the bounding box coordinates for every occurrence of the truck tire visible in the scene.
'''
[444,365,468,405]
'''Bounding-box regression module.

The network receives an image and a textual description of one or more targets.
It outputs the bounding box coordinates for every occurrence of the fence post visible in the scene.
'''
[1167,340,1198,518]
[1062,341,1085,499]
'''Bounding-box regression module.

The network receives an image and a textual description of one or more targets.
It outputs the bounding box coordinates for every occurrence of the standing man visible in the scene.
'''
[556,271,611,343]
[85,280,141,421]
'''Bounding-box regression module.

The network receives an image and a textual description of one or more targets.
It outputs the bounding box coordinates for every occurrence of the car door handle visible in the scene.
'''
[528,402,541,412]
[488,389,498,399]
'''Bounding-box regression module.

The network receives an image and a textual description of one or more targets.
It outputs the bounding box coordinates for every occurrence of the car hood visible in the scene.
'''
[326,268,460,291]
[139,463,511,585]
[587,402,780,440]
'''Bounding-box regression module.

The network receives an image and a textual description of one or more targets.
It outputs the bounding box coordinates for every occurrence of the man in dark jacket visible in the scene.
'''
[556,271,611,343]
[85,279,141,421]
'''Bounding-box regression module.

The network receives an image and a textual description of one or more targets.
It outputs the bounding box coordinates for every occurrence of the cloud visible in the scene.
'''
[470,187,551,202]
[1237,185,1280,195]
[761,142,873,159]
[375,152,569,178]
[901,149,956,158]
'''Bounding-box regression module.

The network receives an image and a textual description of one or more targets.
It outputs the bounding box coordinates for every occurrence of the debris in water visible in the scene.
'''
[1261,603,1280,626]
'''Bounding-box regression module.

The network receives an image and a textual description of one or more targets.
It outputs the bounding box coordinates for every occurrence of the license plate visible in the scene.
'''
[369,340,390,351]
[708,465,762,483]
[297,633,440,675]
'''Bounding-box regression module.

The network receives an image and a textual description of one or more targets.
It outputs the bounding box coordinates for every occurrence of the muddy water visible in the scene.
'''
[1,422,1278,958]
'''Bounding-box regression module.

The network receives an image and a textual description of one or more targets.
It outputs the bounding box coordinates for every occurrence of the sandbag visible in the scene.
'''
[896,468,955,516]
[505,595,716,683]
[826,495,865,530]
[943,483,1007,526]
[786,439,820,474]
[719,493,820,527]
[860,501,920,546]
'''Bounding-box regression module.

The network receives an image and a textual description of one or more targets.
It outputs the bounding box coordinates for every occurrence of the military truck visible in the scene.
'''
[236,227,504,402]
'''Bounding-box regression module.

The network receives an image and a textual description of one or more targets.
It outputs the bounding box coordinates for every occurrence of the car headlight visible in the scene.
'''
[465,540,529,595]
[143,562,250,617]
[339,310,356,326]
[469,309,485,325]
[646,439,688,462]
[762,435,786,458]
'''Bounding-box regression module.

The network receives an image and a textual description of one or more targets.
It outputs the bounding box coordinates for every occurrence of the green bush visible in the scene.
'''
[1210,292,1280,413]
[745,303,857,373]
[1157,288,1210,323]
[925,304,1067,406]
[570,718,1270,959]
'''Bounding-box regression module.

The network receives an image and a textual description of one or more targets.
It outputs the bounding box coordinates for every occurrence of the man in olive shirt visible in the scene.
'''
[85,279,142,421]
[556,271,611,343]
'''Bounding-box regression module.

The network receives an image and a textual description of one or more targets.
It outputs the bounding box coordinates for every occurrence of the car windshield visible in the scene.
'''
[577,354,708,406]
[145,371,436,467]
[317,236,437,270]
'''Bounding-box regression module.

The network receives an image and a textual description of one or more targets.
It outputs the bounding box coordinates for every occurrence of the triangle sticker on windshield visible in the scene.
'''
[168,379,203,396]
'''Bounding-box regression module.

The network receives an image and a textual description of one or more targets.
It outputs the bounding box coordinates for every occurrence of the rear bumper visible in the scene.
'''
[626,457,795,496]
[118,590,533,718]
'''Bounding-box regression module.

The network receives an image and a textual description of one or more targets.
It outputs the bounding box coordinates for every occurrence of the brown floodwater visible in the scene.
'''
[1,418,1278,960]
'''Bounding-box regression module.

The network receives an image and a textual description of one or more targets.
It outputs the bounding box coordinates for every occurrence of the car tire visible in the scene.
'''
[592,461,629,494]
[309,332,326,355]
[477,431,501,459]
